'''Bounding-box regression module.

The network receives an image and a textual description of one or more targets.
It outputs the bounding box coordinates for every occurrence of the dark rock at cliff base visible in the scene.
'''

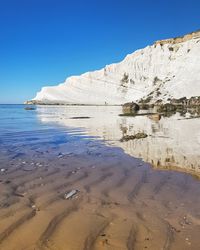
[156,103,177,113]
[170,96,200,107]
[122,102,140,114]
[120,132,148,142]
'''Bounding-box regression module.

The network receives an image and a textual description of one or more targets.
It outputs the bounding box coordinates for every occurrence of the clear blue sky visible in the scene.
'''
[0,0,199,103]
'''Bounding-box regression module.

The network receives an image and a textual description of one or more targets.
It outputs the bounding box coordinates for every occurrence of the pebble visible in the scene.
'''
[31,204,40,211]
[64,189,79,200]
[14,192,26,197]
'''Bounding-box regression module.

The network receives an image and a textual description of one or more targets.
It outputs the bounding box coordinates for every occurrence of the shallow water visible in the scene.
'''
[34,105,200,177]
[0,104,200,250]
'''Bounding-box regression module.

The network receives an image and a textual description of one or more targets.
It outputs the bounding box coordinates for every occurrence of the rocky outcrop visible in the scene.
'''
[156,103,177,113]
[155,96,200,113]
[170,96,200,107]
[136,96,200,113]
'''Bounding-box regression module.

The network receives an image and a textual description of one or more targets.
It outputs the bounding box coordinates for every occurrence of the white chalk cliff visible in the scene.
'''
[29,30,200,105]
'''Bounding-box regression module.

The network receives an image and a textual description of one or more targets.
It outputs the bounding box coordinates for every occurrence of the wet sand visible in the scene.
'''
[0,141,200,250]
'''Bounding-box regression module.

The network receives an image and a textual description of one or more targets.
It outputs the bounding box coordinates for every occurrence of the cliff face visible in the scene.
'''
[29,31,200,105]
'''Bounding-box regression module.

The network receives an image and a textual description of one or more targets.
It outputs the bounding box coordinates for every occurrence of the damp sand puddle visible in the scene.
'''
[0,105,200,250]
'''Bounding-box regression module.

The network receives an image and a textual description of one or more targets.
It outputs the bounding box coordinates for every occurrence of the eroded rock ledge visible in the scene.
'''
[154,30,200,46]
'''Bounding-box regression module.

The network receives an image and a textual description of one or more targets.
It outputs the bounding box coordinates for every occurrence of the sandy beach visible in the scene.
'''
[0,141,200,250]
[0,105,200,250]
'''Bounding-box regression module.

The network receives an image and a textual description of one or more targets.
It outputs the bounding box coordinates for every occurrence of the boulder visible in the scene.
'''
[122,102,140,113]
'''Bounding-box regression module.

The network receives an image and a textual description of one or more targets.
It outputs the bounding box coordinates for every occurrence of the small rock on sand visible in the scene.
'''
[64,189,79,200]
[0,168,6,172]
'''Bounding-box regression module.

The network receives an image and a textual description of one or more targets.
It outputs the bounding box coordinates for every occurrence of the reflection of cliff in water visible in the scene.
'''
[36,106,200,176]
